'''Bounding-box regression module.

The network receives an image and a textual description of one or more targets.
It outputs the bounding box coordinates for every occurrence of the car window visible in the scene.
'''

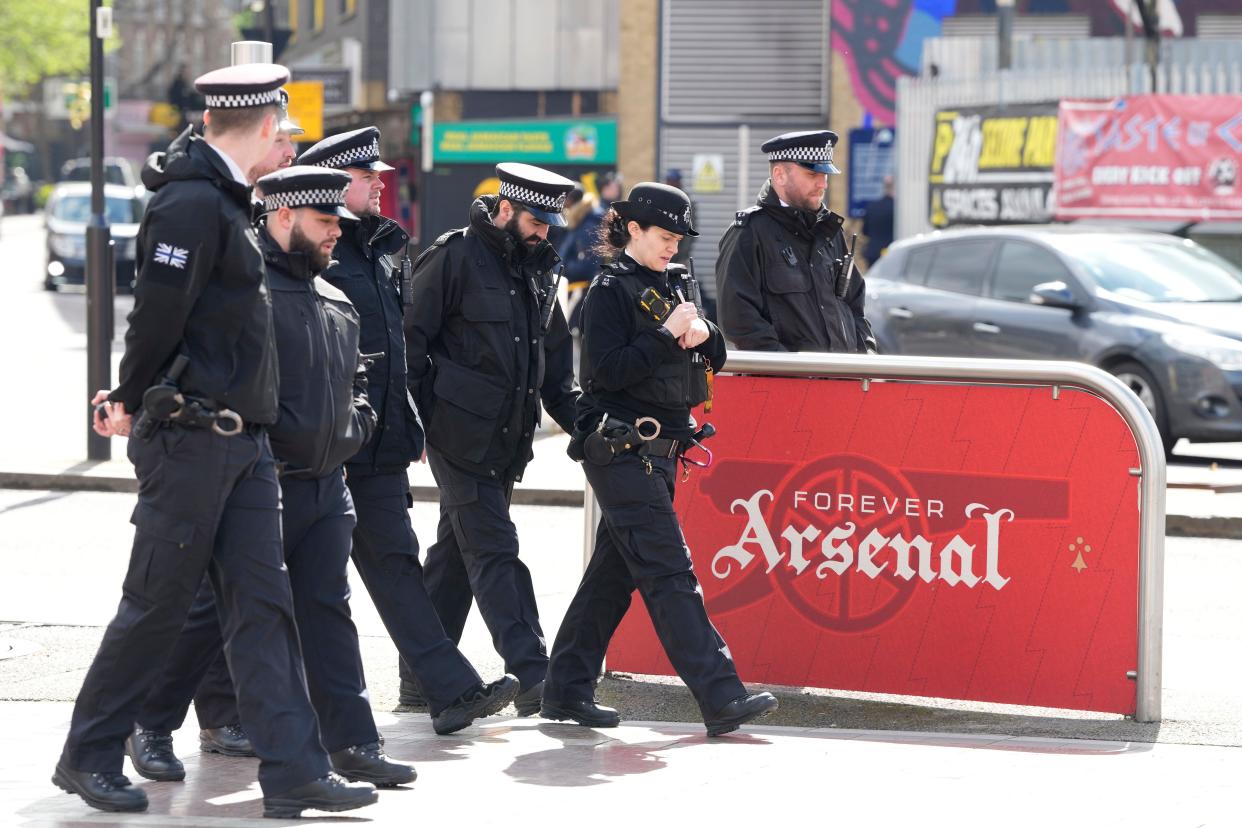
[903,244,935,284]
[1056,236,1242,302]
[52,194,143,224]
[990,241,1071,303]
[923,240,995,296]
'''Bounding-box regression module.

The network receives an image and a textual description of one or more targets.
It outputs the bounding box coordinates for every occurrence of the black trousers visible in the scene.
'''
[137,577,238,733]
[137,470,379,754]
[61,427,328,796]
[545,453,745,719]
[345,469,481,715]
[423,449,548,690]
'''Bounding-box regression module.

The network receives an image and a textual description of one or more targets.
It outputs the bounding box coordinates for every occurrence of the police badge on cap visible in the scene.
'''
[612,182,698,237]
[762,130,841,175]
[495,162,577,227]
[257,167,357,219]
[298,126,395,172]
[194,63,289,109]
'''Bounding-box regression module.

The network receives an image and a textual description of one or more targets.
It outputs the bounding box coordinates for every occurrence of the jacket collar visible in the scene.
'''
[344,211,409,256]
[259,227,318,282]
[468,195,560,272]
[756,178,843,241]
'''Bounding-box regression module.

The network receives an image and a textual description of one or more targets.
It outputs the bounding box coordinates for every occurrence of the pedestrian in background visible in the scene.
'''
[862,174,895,267]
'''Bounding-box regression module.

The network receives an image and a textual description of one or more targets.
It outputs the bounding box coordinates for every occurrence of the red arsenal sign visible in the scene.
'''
[608,374,1141,715]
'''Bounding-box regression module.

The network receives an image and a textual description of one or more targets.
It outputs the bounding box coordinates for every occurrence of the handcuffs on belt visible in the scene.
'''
[583,414,716,479]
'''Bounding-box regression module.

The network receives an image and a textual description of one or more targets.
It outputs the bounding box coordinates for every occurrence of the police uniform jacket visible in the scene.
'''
[717,179,875,353]
[260,230,376,479]
[577,253,726,441]
[111,127,278,422]
[323,214,424,475]
[405,195,579,482]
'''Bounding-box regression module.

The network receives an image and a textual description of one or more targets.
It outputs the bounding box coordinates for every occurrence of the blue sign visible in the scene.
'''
[848,127,896,218]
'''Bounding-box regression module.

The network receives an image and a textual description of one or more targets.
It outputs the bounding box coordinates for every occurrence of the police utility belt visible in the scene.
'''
[131,354,248,440]
[582,414,715,478]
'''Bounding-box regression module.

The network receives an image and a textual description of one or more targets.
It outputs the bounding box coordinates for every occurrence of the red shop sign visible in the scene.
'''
[608,374,1141,715]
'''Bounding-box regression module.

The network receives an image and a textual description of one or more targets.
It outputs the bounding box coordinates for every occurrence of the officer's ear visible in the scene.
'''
[495,197,514,224]
[259,110,278,141]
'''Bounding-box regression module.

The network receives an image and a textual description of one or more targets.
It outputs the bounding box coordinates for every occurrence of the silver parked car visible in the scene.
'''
[866,226,1242,454]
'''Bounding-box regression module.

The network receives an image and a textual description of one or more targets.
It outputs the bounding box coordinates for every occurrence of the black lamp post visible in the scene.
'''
[86,0,114,460]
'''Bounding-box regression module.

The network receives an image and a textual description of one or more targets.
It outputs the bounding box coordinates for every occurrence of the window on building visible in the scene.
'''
[340,0,356,16]
[313,0,325,31]
[288,0,299,40]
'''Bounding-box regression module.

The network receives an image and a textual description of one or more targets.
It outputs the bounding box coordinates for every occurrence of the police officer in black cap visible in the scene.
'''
[299,127,521,730]
[717,130,876,353]
[406,162,581,716]
[124,167,419,793]
[57,63,376,818]
[543,182,778,735]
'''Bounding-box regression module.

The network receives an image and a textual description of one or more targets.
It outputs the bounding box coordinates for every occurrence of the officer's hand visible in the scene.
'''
[679,318,710,349]
[662,302,699,338]
[91,390,131,438]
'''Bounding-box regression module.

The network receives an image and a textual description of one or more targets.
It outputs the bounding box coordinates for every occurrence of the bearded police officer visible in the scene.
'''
[406,162,581,716]
[299,127,520,732]
[58,64,376,818]
[717,130,876,353]
[126,168,418,796]
[544,182,778,735]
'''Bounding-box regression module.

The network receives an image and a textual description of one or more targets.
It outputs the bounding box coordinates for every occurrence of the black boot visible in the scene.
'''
[540,698,621,728]
[52,762,149,813]
[396,678,428,711]
[431,674,520,735]
[199,723,255,757]
[514,679,544,717]
[262,773,378,819]
[125,725,184,782]
[330,741,417,787]
[704,692,779,736]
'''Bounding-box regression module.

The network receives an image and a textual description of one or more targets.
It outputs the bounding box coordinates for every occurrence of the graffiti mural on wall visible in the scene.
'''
[832,1,1237,126]
[831,0,957,127]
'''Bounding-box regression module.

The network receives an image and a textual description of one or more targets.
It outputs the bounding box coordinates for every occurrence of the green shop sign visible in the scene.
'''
[432,118,617,165]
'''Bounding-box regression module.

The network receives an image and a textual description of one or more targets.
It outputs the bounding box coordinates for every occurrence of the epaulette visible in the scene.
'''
[734,205,762,226]
[431,227,466,248]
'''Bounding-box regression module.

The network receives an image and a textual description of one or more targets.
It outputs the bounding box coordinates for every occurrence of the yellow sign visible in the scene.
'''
[149,102,182,129]
[284,80,324,143]
[692,153,725,193]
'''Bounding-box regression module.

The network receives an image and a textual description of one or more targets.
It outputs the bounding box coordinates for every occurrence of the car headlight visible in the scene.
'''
[49,233,87,259]
[1163,330,1242,371]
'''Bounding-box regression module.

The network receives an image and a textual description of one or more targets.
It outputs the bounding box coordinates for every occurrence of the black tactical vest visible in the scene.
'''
[579,261,710,412]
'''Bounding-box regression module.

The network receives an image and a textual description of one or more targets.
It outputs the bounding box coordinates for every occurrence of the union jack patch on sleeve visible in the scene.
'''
[153,242,190,269]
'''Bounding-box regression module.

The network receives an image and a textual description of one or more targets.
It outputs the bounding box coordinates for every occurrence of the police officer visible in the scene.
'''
[299,127,520,732]
[717,130,876,353]
[406,162,580,715]
[541,182,779,736]
[127,86,309,771]
[56,64,376,818]
[125,168,418,792]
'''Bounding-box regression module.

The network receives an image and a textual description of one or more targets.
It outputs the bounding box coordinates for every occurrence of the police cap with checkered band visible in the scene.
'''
[762,129,841,174]
[611,182,698,237]
[495,162,577,227]
[256,166,357,219]
[194,63,290,110]
[298,126,395,172]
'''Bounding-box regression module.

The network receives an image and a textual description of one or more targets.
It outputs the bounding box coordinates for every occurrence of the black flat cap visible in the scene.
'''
[762,129,841,174]
[496,162,577,227]
[612,182,698,237]
[195,63,289,109]
[298,126,394,171]
[257,167,356,219]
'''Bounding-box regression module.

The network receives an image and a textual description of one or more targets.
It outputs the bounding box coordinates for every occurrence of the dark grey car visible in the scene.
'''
[866,227,1242,453]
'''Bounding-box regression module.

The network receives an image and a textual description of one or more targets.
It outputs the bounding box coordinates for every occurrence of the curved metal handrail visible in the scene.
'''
[719,351,1165,723]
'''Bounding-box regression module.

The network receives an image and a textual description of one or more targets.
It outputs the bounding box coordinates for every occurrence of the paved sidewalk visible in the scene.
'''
[4,701,1238,827]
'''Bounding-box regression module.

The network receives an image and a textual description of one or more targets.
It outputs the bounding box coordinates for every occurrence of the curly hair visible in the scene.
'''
[592,208,651,260]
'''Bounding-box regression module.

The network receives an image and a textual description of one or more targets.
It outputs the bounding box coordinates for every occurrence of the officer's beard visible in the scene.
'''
[290,222,333,273]
[503,215,542,257]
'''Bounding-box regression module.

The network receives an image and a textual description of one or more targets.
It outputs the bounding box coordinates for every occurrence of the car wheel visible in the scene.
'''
[1110,360,1177,457]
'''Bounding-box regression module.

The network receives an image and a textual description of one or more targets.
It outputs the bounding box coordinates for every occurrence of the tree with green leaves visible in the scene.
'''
[0,0,92,98]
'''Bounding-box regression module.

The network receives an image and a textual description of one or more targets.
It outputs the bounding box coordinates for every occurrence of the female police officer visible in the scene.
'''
[541,182,779,736]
